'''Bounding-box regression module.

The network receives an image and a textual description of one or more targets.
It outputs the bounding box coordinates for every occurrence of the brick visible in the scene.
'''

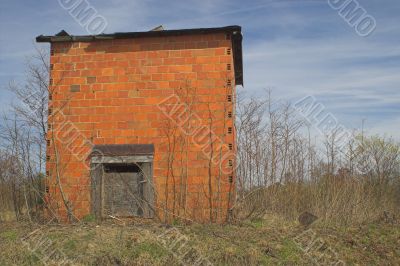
[70,85,80,92]
[87,76,96,84]
[102,68,114,76]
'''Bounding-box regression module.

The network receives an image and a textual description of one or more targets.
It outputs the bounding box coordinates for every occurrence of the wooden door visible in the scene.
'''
[102,165,144,217]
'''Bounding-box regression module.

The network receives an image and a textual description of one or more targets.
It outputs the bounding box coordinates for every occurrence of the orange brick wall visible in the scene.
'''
[46,32,236,223]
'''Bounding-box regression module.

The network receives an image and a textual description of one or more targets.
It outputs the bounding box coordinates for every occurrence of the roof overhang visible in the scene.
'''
[91,144,154,157]
[36,26,243,85]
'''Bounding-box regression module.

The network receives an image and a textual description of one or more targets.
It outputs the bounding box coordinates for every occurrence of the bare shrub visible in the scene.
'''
[234,92,400,226]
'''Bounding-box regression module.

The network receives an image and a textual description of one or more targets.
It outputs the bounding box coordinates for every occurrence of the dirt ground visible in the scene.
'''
[0,215,399,265]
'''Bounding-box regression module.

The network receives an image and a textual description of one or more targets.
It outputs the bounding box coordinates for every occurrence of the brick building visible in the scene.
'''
[36,26,243,223]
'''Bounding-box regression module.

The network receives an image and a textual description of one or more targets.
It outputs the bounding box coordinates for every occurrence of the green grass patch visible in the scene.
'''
[82,214,96,223]
[132,241,168,259]
[250,217,265,228]
[63,239,77,251]
[0,230,17,241]
[278,238,303,264]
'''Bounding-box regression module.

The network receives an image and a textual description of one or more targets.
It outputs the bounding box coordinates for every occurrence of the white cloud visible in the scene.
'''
[243,35,400,112]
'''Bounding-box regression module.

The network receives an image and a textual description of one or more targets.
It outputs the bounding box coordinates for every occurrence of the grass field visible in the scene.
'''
[0,215,399,265]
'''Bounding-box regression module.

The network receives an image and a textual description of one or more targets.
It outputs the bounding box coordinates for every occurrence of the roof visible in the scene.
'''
[36,26,243,85]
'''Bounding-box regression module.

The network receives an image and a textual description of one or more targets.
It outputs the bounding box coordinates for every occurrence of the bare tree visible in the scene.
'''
[0,47,73,222]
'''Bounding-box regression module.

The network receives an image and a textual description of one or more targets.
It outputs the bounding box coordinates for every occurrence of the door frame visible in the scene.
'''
[90,155,154,220]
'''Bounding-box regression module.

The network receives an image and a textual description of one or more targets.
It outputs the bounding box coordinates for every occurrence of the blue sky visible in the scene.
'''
[0,0,399,139]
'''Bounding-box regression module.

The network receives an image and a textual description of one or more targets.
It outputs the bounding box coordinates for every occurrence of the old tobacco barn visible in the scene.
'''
[37,25,243,223]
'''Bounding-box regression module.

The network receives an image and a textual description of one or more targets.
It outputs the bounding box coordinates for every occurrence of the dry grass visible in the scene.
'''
[0,215,399,265]
[236,176,400,226]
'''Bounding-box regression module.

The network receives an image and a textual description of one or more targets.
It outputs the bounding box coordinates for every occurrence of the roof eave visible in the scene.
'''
[36,26,241,43]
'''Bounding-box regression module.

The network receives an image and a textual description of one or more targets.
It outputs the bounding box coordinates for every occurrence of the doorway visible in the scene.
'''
[90,144,155,219]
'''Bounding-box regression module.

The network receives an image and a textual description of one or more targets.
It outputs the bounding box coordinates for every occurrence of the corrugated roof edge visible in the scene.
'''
[36,25,243,86]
